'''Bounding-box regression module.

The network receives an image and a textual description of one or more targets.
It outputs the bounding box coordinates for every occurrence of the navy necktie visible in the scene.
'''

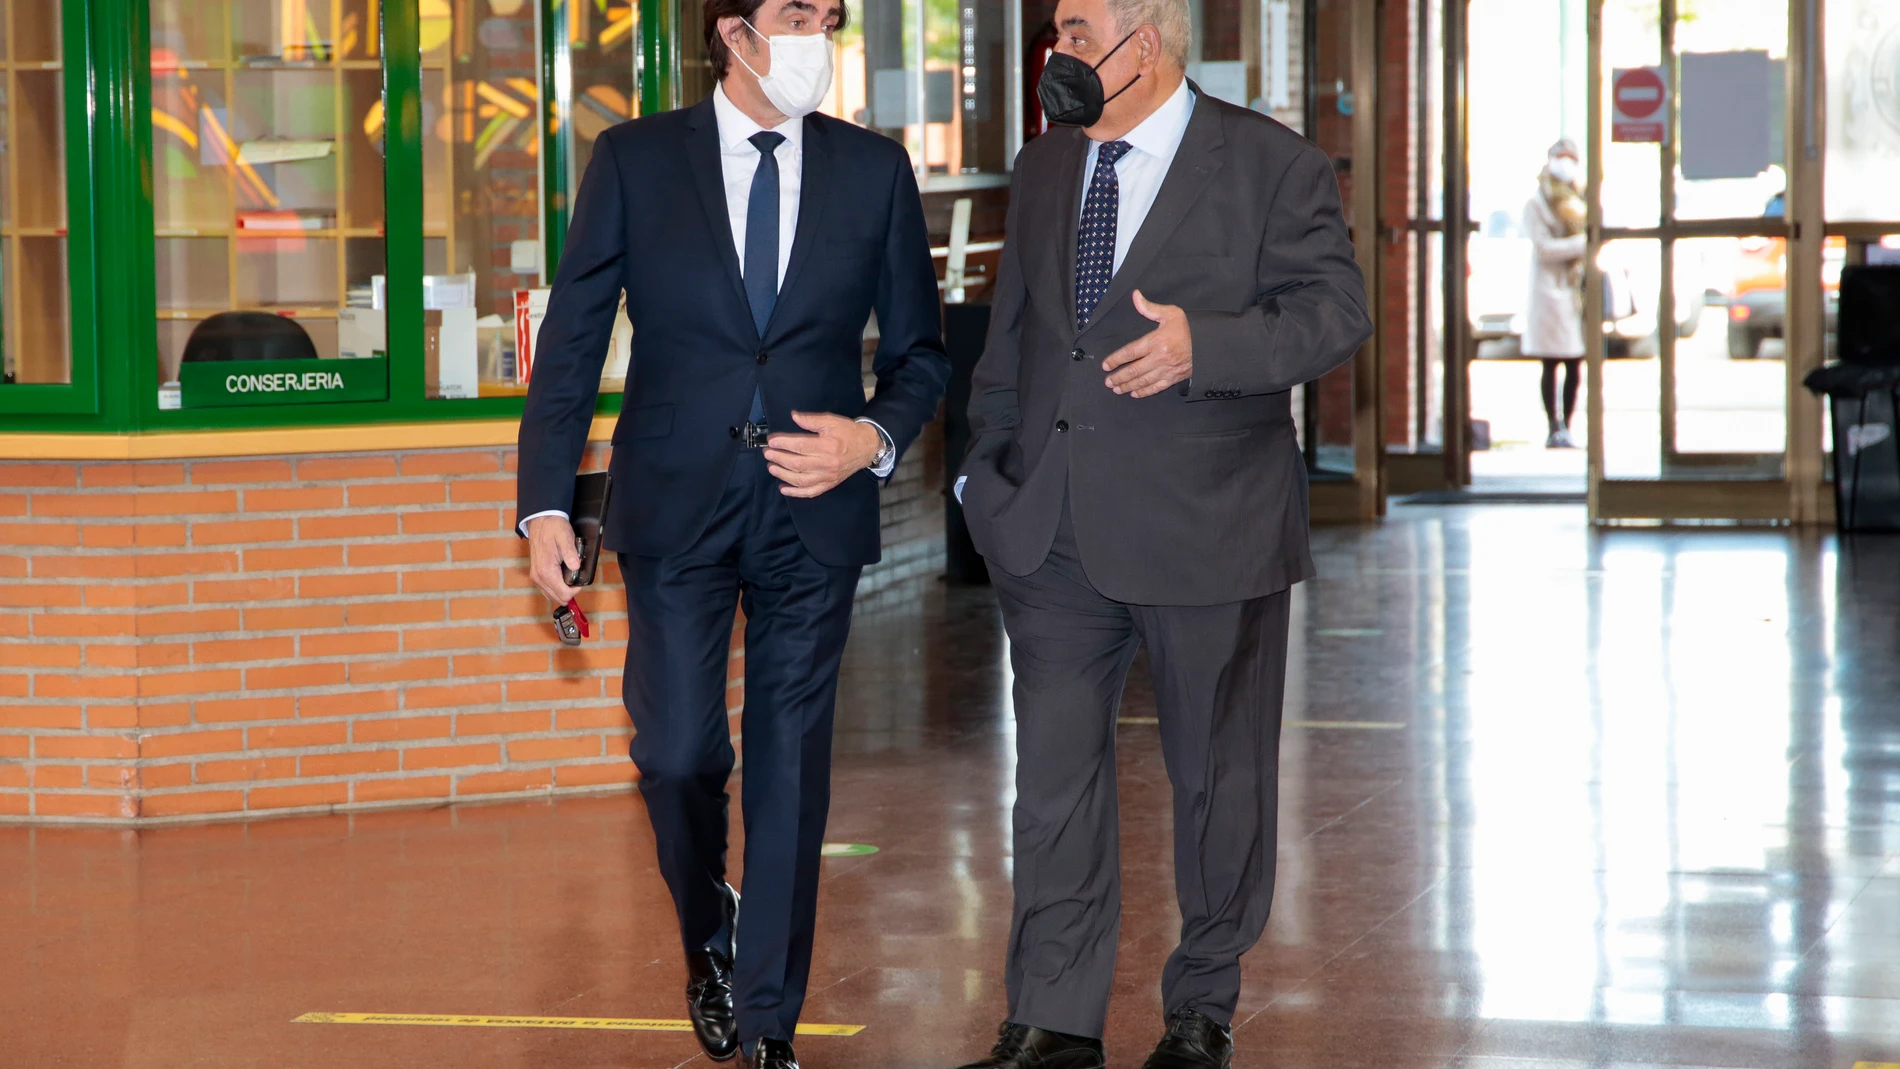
[743,131,785,424]
[1075,139,1132,330]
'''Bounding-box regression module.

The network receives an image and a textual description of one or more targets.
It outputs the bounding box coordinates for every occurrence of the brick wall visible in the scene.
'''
[0,446,744,824]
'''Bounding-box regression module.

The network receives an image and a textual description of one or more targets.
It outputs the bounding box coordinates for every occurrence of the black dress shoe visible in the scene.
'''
[685,948,738,1061]
[954,1021,1105,1069]
[745,1037,800,1069]
[1141,1008,1233,1069]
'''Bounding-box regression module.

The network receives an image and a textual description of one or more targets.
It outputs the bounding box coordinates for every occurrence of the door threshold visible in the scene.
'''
[1395,489,1587,505]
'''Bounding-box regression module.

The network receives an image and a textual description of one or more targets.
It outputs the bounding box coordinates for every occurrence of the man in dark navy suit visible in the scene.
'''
[513,0,948,1061]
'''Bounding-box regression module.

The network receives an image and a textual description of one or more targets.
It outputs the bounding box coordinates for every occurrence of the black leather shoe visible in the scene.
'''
[1141,1008,1233,1069]
[745,1037,800,1069]
[685,948,738,1061]
[954,1021,1105,1069]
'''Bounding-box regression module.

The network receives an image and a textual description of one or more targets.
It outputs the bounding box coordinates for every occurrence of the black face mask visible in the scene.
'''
[1037,30,1141,128]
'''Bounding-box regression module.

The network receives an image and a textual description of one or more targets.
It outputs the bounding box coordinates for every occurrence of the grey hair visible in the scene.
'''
[1106,0,1191,67]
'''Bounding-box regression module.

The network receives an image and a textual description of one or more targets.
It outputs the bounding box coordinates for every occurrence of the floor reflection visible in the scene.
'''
[2,505,1896,1069]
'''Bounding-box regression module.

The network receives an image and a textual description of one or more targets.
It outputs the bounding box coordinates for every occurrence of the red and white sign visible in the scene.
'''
[1612,66,1669,143]
[513,288,549,386]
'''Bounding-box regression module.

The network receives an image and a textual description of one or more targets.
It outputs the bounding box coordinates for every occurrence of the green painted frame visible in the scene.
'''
[2,0,677,435]
[0,0,101,417]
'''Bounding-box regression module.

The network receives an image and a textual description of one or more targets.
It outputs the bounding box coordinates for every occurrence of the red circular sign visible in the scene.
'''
[1615,68,1665,120]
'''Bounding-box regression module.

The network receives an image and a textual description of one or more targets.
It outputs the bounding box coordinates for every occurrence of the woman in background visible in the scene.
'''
[1525,138,1587,448]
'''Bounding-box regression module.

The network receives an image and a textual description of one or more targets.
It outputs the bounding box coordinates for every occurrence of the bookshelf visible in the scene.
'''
[1,0,73,385]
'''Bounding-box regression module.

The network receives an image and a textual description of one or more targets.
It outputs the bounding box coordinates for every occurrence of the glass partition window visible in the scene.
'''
[1,0,72,386]
[567,0,640,189]
[1825,0,1900,222]
[150,0,388,394]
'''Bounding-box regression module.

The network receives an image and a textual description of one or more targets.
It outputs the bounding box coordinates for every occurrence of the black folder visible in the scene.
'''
[564,472,612,587]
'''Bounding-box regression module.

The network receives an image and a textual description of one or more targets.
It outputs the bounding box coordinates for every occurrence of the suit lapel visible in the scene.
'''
[767,114,832,336]
[1047,130,1090,335]
[682,98,758,338]
[1088,88,1226,330]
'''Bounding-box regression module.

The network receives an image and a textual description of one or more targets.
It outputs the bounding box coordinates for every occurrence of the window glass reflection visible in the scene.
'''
[0,0,72,386]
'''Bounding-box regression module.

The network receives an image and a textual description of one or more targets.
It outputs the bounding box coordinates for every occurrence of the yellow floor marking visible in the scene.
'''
[295,1012,863,1036]
[1117,718,1403,730]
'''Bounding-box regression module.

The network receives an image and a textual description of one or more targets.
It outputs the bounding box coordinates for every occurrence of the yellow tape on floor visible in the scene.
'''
[295,1012,863,1036]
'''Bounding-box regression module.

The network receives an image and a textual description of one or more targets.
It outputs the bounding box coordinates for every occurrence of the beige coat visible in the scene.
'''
[1523,193,1587,358]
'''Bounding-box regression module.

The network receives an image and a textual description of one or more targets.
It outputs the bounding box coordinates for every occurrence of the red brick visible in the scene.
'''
[453,651,548,678]
[2,704,84,729]
[0,672,26,697]
[348,482,447,507]
[404,509,502,536]
[510,735,605,762]
[448,480,517,504]
[191,459,295,484]
[0,522,81,546]
[0,463,78,487]
[194,757,297,784]
[86,765,139,790]
[353,775,451,804]
[298,572,399,598]
[301,631,399,658]
[0,793,27,816]
[249,722,349,749]
[448,594,543,621]
[34,793,136,819]
[0,554,27,577]
[33,674,137,699]
[450,535,530,563]
[455,768,552,796]
[401,451,502,476]
[0,642,83,668]
[551,645,625,671]
[31,492,136,517]
[34,735,137,760]
[32,765,85,789]
[250,782,349,810]
[0,613,25,638]
[81,585,139,609]
[87,705,140,729]
[245,545,344,571]
[139,669,242,698]
[0,583,83,608]
[345,599,443,626]
[556,704,627,730]
[0,736,28,759]
[401,743,500,770]
[193,518,295,545]
[140,609,241,636]
[457,709,551,736]
[401,568,500,594]
[402,625,501,652]
[299,750,400,777]
[245,605,345,630]
[137,582,192,608]
[245,486,346,511]
[352,715,452,743]
[404,682,504,709]
[0,765,26,788]
[136,550,241,577]
[0,494,24,515]
[188,697,291,729]
[193,636,296,664]
[245,663,348,690]
[143,790,244,817]
[133,490,240,516]
[296,456,398,481]
[137,701,193,728]
[141,764,192,789]
[300,513,398,540]
[349,540,447,567]
[192,576,297,603]
[132,523,189,548]
[141,729,245,759]
[300,688,400,719]
[75,524,133,548]
[556,761,639,788]
[350,657,448,685]
[135,642,192,668]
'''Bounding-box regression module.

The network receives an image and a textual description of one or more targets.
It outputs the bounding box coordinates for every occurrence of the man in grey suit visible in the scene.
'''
[951,0,1370,1064]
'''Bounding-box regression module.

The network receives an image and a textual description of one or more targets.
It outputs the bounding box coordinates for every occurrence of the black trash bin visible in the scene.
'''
[1804,362,1900,532]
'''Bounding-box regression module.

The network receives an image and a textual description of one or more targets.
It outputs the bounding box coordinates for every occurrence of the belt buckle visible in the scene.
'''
[741,421,771,449]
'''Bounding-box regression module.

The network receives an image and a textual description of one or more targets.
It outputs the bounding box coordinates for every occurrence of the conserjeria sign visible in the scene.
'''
[179,357,390,408]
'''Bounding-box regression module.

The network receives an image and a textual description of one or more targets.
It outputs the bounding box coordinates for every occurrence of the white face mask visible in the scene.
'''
[1548,156,1581,185]
[734,20,834,119]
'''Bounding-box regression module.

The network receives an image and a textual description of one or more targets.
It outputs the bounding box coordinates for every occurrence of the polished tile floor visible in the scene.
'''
[5,505,1899,1069]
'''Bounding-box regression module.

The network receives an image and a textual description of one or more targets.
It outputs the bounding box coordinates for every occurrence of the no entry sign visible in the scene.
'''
[1612,66,1669,143]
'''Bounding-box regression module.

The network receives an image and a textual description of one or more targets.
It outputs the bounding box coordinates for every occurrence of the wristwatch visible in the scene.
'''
[870,432,896,472]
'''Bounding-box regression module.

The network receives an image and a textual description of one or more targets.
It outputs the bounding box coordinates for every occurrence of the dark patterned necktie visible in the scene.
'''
[743,130,785,423]
[1074,139,1132,330]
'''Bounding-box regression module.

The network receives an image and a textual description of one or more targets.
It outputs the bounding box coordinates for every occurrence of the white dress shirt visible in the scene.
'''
[521,87,892,538]
[955,80,1196,505]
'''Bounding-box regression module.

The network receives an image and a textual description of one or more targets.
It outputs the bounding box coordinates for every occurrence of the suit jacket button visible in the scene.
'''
[756,350,770,365]
[1071,348,1086,361]
[1055,420,1069,433]
[729,425,741,438]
